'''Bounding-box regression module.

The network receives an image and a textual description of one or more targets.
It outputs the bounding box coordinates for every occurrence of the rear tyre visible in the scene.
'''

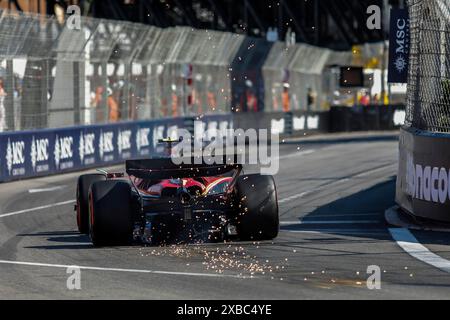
[235,174,279,241]
[88,181,133,247]
[76,174,106,234]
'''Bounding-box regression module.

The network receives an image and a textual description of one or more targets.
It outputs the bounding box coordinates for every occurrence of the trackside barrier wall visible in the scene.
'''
[233,111,329,137]
[0,115,232,183]
[329,105,406,132]
[231,105,403,138]
[0,104,405,183]
[397,128,450,222]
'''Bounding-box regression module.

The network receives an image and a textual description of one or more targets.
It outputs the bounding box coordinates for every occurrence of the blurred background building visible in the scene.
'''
[1,0,405,50]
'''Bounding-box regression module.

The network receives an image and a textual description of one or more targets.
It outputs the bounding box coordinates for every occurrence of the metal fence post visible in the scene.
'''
[42,59,49,129]
[5,60,14,131]
[73,61,81,126]
[101,61,108,123]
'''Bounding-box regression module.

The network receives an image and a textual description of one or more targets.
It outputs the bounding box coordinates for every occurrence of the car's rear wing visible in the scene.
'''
[126,157,242,180]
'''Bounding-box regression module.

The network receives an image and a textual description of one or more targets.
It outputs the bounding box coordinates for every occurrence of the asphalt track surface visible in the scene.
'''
[1,135,450,299]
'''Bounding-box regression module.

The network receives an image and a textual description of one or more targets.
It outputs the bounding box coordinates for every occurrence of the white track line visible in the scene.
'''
[0,200,75,219]
[296,213,380,218]
[0,259,246,279]
[278,192,309,204]
[281,229,385,234]
[389,228,450,273]
[28,186,67,194]
[278,149,315,160]
[281,220,380,225]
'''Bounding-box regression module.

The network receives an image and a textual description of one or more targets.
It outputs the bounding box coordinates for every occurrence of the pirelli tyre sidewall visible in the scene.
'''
[88,180,133,247]
[235,174,279,241]
[76,174,106,234]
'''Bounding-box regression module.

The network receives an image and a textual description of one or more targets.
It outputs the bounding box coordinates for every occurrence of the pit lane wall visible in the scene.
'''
[0,115,232,183]
[396,127,450,223]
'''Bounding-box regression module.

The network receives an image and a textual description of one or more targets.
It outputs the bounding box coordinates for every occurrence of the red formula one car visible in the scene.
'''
[75,154,279,247]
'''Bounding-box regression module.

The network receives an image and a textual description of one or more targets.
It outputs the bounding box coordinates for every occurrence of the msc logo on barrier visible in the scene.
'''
[406,154,450,204]
[153,125,165,149]
[6,138,26,176]
[54,135,74,170]
[31,137,50,173]
[136,128,151,155]
[0,115,234,182]
[99,130,115,162]
[393,17,408,74]
[388,8,410,83]
[79,132,96,165]
[118,130,132,159]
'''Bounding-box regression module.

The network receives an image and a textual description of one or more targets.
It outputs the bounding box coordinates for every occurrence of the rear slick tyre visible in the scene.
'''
[76,174,106,234]
[88,181,133,247]
[235,174,279,241]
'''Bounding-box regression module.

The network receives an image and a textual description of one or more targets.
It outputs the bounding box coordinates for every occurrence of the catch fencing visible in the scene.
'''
[0,8,356,133]
[397,0,450,222]
[405,0,450,133]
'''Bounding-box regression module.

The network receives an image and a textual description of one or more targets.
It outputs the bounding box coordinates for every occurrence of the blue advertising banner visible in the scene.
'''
[388,8,410,83]
[0,114,233,183]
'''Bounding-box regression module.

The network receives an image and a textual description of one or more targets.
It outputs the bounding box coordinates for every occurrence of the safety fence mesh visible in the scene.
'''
[406,0,450,133]
[0,9,362,132]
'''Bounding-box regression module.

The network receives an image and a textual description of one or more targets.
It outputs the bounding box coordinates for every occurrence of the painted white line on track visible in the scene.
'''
[28,186,67,194]
[281,229,385,234]
[278,149,315,160]
[389,228,450,273]
[280,220,380,225]
[295,213,380,218]
[0,259,247,279]
[278,192,309,204]
[0,200,75,219]
[357,165,395,177]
